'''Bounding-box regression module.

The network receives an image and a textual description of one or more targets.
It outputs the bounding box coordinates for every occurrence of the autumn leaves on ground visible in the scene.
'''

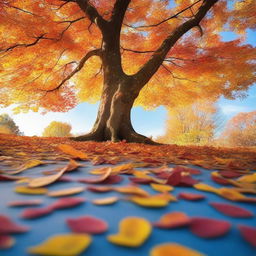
[1,134,256,255]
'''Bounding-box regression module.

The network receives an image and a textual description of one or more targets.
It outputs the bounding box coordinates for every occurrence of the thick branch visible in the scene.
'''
[75,0,107,30]
[41,49,102,92]
[110,0,131,31]
[133,0,219,88]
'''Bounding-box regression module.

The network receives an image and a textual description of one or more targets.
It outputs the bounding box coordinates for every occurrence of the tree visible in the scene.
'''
[157,101,223,145]
[0,0,255,143]
[42,121,72,137]
[0,114,21,135]
[220,111,256,147]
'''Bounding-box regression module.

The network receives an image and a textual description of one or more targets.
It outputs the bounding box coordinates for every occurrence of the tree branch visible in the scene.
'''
[75,0,107,30]
[133,0,219,88]
[110,0,131,30]
[40,49,102,92]
[124,0,202,29]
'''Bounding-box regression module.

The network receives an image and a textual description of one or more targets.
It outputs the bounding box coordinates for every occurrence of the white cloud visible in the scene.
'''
[220,104,251,115]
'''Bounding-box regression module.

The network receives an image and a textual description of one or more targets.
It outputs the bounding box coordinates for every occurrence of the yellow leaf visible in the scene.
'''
[28,233,91,256]
[9,160,44,175]
[57,144,88,160]
[92,196,119,205]
[15,186,48,195]
[107,217,151,247]
[150,243,205,256]
[47,186,85,197]
[237,173,256,183]
[114,186,149,197]
[217,187,246,201]
[129,196,169,208]
[150,183,174,193]
[193,183,218,193]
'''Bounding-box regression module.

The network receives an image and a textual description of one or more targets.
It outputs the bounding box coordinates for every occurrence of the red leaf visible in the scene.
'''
[210,202,254,218]
[211,175,230,185]
[178,192,205,201]
[129,177,152,184]
[101,175,124,185]
[67,216,108,234]
[0,235,15,249]
[166,170,182,186]
[21,207,52,219]
[86,185,113,193]
[179,175,199,187]
[189,217,231,238]
[0,215,29,233]
[219,170,242,178]
[51,197,85,210]
[238,225,256,247]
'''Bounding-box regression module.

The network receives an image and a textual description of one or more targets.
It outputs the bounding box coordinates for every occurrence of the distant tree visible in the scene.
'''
[0,114,21,135]
[220,111,256,147]
[158,101,223,145]
[42,121,72,137]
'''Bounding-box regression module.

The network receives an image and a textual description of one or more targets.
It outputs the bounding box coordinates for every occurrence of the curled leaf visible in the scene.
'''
[150,243,205,256]
[67,216,108,234]
[114,186,149,197]
[9,159,44,175]
[77,168,112,184]
[28,233,91,256]
[153,212,191,229]
[107,217,151,247]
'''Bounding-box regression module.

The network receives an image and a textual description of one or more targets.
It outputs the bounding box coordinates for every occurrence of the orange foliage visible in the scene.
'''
[0,0,255,113]
[220,111,256,147]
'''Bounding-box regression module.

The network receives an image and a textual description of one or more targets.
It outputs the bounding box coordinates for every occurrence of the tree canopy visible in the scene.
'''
[42,121,72,137]
[0,0,255,113]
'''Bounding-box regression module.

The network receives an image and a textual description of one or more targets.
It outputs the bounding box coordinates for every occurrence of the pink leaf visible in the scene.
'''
[238,225,256,247]
[0,215,29,233]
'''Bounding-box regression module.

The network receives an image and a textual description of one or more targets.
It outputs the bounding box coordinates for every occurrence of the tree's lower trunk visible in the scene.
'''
[72,79,159,145]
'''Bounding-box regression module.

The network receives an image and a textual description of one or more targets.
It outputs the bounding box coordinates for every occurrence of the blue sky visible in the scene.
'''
[0,30,255,138]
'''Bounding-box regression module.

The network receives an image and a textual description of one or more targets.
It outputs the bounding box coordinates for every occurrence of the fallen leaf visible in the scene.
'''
[27,166,67,188]
[14,186,48,195]
[237,173,256,183]
[129,196,169,208]
[178,192,205,201]
[0,215,29,233]
[92,196,119,205]
[0,235,15,249]
[57,144,89,160]
[107,217,151,247]
[8,159,44,175]
[28,233,91,256]
[86,185,113,193]
[8,199,43,207]
[150,183,173,193]
[114,186,149,197]
[47,186,85,197]
[193,183,218,193]
[21,207,53,219]
[238,225,256,247]
[166,170,182,186]
[50,197,86,210]
[210,202,254,218]
[150,243,205,256]
[0,174,25,181]
[153,212,191,229]
[67,216,108,234]
[77,168,112,184]
[189,217,231,238]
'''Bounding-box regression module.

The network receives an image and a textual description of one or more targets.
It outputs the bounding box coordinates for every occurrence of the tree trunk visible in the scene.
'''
[72,76,158,144]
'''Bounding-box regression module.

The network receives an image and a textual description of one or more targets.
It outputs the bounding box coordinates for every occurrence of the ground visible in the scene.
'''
[0,134,256,256]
